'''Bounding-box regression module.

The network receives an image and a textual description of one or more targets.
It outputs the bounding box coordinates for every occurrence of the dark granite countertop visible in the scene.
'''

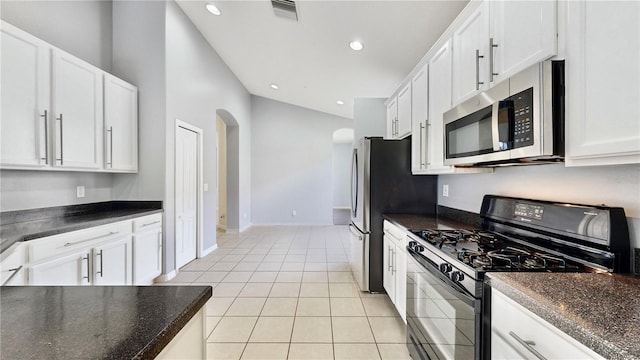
[0,201,162,253]
[487,272,640,360]
[0,286,212,359]
[383,213,478,232]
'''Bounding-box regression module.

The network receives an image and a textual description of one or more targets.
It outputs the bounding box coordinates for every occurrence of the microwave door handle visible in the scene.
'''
[491,101,501,151]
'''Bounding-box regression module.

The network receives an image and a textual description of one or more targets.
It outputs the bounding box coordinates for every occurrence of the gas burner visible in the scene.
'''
[521,256,547,270]
[471,255,493,269]
[486,247,531,268]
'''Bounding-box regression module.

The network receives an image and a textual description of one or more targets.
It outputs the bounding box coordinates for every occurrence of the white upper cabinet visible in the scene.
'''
[396,83,412,138]
[565,0,640,166]
[411,65,428,173]
[427,41,454,173]
[1,21,137,173]
[452,3,489,104]
[386,97,398,139]
[489,1,556,85]
[104,74,138,172]
[52,50,103,169]
[0,22,50,168]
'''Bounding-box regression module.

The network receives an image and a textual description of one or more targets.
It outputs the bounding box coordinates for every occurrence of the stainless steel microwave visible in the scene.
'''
[443,61,564,166]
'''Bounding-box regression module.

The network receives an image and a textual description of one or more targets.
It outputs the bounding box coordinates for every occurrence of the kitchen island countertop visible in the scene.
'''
[0,285,211,359]
[487,272,640,360]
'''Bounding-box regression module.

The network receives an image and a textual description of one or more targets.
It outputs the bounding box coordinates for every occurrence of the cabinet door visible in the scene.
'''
[52,50,103,169]
[30,250,91,285]
[396,83,412,138]
[104,74,138,172]
[382,235,395,300]
[565,1,640,166]
[395,246,407,322]
[452,3,489,105]
[490,1,556,85]
[386,98,398,139]
[0,22,50,168]
[411,67,428,173]
[93,237,132,285]
[427,40,455,173]
[133,228,162,285]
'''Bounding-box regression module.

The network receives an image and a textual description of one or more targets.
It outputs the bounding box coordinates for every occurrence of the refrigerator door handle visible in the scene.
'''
[348,223,363,240]
[350,148,358,218]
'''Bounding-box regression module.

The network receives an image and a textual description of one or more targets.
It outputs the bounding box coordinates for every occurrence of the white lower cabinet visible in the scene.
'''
[383,220,407,322]
[491,288,604,360]
[132,214,163,285]
[1,244,27,286]
[92,236,132,285]
[30,250,92,285]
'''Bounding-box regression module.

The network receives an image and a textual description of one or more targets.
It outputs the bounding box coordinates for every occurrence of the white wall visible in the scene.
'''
[1,0,112,71]
[332,142,352,208]
[353,98,387,142]
[0,0,115,211]
[165,0,252,250]
[438,163,640,247]
[251,96,353,224]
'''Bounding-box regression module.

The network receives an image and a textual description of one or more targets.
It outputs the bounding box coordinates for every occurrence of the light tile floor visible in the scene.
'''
[164,225,411,360]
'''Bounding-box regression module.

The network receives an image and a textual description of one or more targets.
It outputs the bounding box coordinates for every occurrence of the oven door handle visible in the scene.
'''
[409,249,476,306]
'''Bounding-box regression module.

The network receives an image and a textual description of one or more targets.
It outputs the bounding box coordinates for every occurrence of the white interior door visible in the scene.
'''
[176,126,198,268]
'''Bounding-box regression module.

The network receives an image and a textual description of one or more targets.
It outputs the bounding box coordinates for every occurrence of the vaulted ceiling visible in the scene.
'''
[177,0,468,119]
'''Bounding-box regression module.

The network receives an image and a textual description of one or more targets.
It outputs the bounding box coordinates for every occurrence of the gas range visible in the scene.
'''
[409,228,585,273]
[405,195,631,360]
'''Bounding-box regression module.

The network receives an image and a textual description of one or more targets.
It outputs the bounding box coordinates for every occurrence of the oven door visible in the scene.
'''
[406,248,481,360]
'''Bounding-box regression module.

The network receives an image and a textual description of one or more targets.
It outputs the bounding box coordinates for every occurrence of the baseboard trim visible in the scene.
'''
[226,223,253,233]
[155,270,177,283]
[201,243,218,257]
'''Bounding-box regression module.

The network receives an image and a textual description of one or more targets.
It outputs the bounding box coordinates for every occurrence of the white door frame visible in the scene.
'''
[175,119,204,266]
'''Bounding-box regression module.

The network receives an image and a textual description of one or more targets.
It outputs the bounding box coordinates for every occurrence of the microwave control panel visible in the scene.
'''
[511,88,534,148]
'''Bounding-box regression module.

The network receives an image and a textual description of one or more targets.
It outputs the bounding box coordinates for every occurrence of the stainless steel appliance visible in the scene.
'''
[443,61,565,167]
[349,136,437,292]
[406,195,630,359]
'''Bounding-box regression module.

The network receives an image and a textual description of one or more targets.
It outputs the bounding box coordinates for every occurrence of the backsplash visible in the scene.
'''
[438,163,640,248]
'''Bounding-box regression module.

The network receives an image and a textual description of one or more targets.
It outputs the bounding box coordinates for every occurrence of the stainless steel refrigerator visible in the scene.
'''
[349,136,438,293]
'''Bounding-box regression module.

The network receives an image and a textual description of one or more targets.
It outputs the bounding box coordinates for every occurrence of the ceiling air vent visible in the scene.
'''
[271,0,298,21]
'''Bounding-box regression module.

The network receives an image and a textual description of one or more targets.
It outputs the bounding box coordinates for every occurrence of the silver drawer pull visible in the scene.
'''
[141,220,161,227]
[509,331,547,360]
[2,265,23,286]
[63,231,119,247]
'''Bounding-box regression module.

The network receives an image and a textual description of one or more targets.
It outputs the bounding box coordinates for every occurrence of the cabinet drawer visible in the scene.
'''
[383,220,407,248]
[28,220,132,263]
[133,213,162,232]
[491,289,604,359]
[1,243,25,285]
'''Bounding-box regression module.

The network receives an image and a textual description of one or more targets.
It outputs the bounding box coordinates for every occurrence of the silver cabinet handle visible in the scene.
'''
[419,123,425,168]
[391,248,396,274]
[96,249,104,277]
[2,266,23,286]
[82,254,90,283]
[425,123,431,165]
[476,49,484,90]
[106,126,113,167]
[489,37,499,82]
[509,331,547,360]
[63,231,119,247]
[142,220,161,227]
[40,110,48,163]
[56,113,63,165]
[388,246,393,271]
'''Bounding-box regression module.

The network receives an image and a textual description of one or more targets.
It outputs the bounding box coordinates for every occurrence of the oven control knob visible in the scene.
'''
[414,245,425,253]
[451,271,465,282]
[408,241,418,248]
[439,263,452,273]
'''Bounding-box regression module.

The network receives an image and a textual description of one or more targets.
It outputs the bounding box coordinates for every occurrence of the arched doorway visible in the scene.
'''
[332,128,354,225]
[216,109,240,232]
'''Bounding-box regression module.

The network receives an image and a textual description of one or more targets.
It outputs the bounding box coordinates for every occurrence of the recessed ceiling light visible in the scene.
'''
[336,100,345,105]
[270,83,279,90]
[349,41,364,51]
[205,3,221,15]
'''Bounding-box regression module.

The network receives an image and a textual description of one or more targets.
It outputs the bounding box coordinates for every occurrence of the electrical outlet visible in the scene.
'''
[76,186,85,198]
[292,210,297,217]
[204,183,209,191]
[442,184,449,197]
[243,212,247,219]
